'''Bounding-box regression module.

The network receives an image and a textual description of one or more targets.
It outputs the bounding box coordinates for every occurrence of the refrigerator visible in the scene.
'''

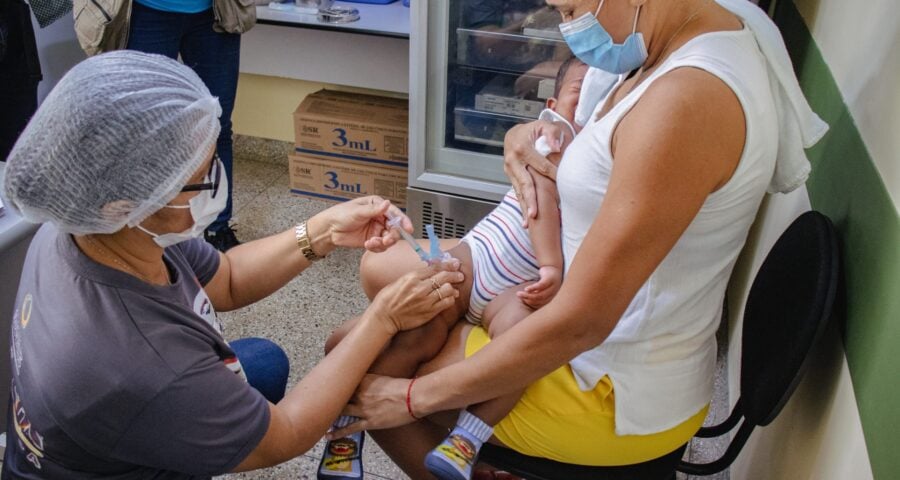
[406,0,572,238]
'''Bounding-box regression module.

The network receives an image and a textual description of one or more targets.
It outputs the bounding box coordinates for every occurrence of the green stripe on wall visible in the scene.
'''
[774,2,900,479]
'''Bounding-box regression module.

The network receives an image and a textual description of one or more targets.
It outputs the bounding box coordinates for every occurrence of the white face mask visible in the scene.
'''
[138,158,228,248]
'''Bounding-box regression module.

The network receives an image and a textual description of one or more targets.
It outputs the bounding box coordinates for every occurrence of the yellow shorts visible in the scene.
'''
[465,326,709,465]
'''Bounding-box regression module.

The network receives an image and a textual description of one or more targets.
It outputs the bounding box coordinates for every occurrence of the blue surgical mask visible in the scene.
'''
[559,0,648,74]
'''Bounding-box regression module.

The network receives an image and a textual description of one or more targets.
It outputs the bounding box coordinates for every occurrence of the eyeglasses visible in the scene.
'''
[181,154,222,198]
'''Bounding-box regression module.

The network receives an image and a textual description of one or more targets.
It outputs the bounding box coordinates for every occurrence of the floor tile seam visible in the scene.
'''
[234,154,289,167]
[232,190,265,217]
[234,151,291,168]
[231,159,290,216]
[234,157,289,178]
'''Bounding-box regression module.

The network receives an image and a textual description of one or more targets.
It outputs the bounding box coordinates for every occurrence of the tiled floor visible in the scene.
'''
[217,136,730,480]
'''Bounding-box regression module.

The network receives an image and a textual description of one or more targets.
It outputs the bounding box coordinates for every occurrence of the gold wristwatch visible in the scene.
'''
[295,222,324,262]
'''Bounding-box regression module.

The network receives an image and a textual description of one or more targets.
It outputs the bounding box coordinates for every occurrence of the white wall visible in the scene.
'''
[232,24,409,142]
[722,1,899,476]
[725,189,873,480]
[794,0,900,206]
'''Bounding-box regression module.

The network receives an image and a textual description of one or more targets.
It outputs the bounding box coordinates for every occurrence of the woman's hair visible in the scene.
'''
[2,50,222,234]
[553,55,587,98]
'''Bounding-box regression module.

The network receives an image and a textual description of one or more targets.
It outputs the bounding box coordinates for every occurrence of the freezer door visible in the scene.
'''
[409,0,570,201]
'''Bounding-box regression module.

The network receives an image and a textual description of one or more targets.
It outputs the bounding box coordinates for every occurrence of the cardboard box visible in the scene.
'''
[289,154,407,209]
[293,90,409,169]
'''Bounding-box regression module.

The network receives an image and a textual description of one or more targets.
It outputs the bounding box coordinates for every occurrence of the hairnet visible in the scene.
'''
[2,50,222,234]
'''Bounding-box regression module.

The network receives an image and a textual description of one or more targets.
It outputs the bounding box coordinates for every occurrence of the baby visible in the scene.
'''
[318,56,588,480]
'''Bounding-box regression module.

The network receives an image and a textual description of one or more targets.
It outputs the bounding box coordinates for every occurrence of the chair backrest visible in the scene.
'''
[739,210,839,426]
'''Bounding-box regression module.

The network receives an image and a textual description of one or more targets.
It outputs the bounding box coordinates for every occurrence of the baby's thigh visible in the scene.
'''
[482,284,536,338]
[360,238,463,298]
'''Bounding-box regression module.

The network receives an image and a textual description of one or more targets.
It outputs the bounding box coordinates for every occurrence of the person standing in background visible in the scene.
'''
[127,0,244,251]
[0,0,41,162]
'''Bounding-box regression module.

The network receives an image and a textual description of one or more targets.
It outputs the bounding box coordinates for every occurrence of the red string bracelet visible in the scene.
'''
[406,377,420,420]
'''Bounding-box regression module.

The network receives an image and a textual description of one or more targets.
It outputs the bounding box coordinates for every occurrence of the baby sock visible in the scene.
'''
[317,415,364,480]
[424,410,493,480]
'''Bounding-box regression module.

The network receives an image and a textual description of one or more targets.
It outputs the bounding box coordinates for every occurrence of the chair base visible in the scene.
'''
[478,443,686,480]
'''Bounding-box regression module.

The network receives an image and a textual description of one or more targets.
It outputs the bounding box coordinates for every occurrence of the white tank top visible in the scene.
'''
[557,26,778,435]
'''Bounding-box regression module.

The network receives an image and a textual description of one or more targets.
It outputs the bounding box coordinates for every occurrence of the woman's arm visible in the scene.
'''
[335,67,746,434]
[204,196,412,311]
[232,263,464,472]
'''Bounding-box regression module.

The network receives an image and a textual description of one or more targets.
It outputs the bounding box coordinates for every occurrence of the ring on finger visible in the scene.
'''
[431,278,440,291]
[434,288,444,301]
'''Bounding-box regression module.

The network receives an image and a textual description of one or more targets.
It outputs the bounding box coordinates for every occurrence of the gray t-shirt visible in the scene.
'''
[3,225,270,479]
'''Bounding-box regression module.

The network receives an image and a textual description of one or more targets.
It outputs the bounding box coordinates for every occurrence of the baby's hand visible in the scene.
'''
[518,265,562,309]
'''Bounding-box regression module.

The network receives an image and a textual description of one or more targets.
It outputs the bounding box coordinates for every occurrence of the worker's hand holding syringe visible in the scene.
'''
[386,211,456,266]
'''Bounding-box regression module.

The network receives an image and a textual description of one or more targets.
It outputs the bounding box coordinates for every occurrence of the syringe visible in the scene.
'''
[386,212,430,262]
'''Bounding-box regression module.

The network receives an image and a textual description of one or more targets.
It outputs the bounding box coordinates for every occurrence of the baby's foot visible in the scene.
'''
[424,411,493,480]
[317,416,364,479]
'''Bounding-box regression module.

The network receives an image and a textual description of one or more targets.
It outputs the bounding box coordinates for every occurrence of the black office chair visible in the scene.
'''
[479,211,840,479]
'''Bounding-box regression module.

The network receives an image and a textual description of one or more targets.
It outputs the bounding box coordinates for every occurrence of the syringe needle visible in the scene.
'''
[387,212,430,262]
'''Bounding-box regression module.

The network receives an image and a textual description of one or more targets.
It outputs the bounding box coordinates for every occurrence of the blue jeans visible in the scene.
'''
[231,337,290,403]
[127,1,240,231]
